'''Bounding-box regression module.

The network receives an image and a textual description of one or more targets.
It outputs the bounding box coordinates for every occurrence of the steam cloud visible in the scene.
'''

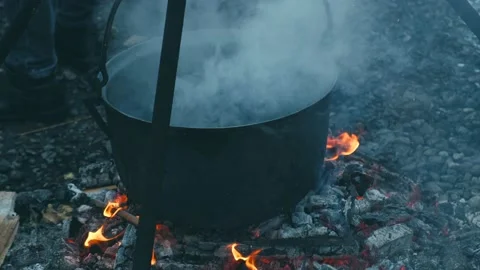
[113,0,358,127]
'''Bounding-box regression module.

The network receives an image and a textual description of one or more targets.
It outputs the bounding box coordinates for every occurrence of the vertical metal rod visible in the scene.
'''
[445,0,480,42]
[0,0,43,65]
[132,0,186,269]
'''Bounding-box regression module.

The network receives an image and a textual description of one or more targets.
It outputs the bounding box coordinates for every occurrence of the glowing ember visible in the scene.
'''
[325,132,360,161]
[103,194,128,218]
[84,225,121,247]
[151,250,156,266]
[230,243,262,270]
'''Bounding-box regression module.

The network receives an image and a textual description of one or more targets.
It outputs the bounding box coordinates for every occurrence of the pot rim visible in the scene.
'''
[101,29,337,130]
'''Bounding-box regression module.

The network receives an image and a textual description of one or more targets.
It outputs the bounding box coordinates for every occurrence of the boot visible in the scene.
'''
[0,68,69,122]
[55,23,101,75]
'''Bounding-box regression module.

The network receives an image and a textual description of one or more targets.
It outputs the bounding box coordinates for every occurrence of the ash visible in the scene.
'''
[111,155,479,269]
[2,0,480,269]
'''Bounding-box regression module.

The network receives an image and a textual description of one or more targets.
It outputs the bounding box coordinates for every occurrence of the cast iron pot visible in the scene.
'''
[89,29,336,231]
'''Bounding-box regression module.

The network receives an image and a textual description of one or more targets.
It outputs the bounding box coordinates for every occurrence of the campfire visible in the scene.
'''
[61,132,409,270]
[58,129,449,269]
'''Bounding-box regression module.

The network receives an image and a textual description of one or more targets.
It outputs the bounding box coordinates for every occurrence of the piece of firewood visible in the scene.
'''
[0,192,19,267]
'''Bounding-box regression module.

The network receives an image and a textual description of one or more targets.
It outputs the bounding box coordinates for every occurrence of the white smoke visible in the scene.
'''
[112,0,358,127]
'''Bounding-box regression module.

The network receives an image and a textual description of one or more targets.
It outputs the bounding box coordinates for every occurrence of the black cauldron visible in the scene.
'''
[89,21,336,231]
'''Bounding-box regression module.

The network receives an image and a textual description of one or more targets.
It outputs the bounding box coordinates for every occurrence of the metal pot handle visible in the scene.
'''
[322,0,334,45]
[96,0,124,88]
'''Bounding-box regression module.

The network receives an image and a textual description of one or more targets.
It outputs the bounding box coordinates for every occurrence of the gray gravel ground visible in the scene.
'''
[333,0,480,201]
[2,0,480,269]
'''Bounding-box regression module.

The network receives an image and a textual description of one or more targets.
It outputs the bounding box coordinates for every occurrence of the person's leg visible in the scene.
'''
[0,0,68,122]
[4,0,57,79]
[56,0,100,74]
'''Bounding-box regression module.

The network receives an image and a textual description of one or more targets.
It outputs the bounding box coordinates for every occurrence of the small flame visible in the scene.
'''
[84,225,121,247]
[103,194,128,218]
[230,243,261,270]
[151,250,156,266]
[325,132,360,161]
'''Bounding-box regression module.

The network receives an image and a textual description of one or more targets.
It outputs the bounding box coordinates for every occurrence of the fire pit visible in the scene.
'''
[90,27,336,231]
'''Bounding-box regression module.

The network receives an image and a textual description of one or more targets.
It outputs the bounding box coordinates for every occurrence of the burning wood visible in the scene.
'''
[325,132,360,161]
[68,183,138,226]
[229,243,262,270]
[84,225,122,247]
[103,194,128,218]
[63,139,438,270]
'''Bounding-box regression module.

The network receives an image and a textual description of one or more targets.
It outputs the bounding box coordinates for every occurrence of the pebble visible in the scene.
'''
[440,175,456,183]
[313,262,337,270]
[471,165,480,176]
[423,181,442,194]
[0,159,11,173]
[308,194,339,209]
[472,177,480,185]
[365,224,413,258]
[292,212,313,227]
[456,126,469,135]
[453,153,464,160]
[365,189,388,202]
[8,170,24,181]
[0,174,8,186]
[423,148,436,156]
[438,151,449,157]
[16,189,54,211]
[429,172,440,181]
[21,264,44,270]
[468,195,480,211]
[428,156,444,165]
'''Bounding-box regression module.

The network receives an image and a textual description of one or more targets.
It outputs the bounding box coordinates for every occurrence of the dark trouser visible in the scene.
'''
[4,0,97,79]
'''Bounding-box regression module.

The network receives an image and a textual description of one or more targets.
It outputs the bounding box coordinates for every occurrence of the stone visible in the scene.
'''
[16,189,54,214]
[277,225,308,239]
[438,151,449,157]
[0,174,8,186]
[471,165,480,176]
[441,244,469,270]
[0,159,11,173]
[429,172,440,181]
[307,226,332,237]
[463,172,472,183]
[466,212,480,228]
[365,189,387,202]
[423,181,442,194]
[411,135,424,144]
[313,262,337,270]
[437,201,454,216]
[472,177,480,185]
[364,224,413,258]
[21,264,44,270]
[8,170,24,181]
[291,212,313,227]
[440,175,456,183]
[353,198,371,214]
[453,153,464,160]
[468,195,480,211]
[40,151,56,164]
[308,194,339,209]
[428,156,444,165]
[423,148,436,156]
[79,161,117,188]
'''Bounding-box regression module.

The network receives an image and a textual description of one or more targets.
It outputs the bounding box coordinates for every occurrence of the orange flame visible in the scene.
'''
[325,132,360,161]
[84,225,121,247]
[151,250,156,266]
[230,243,261,270]
[103,194,128,218]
